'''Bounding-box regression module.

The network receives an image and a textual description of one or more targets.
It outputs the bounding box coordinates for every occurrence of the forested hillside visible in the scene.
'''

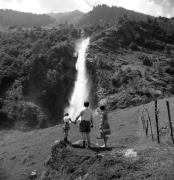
[79,4,151,28]
[87,17,174,109]
[49,10,84,25]
[0,9,54,28]
[0,26,81,129]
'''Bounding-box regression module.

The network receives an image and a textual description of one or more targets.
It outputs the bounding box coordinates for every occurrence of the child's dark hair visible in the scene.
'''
[100,105,105,111]
[84,101,89,107]
[64,113,69,116]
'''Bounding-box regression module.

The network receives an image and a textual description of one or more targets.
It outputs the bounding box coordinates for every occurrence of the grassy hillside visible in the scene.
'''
[1,97,174,179]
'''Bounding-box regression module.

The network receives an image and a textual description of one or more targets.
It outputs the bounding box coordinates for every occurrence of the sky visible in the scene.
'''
[0,0,174,17]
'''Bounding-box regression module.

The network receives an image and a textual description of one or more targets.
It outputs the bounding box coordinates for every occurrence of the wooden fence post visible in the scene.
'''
[141,108,146,131]
[145,107,154,141]
[145,119,149,136]
[166,101,174,143]
[155,100,160,143]
[141,115,146,131]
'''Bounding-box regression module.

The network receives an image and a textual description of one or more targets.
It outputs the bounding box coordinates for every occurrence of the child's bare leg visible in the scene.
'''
[64,130,68,142]
[86,133,90,147]
[103,136,108,147]
[81,132,86,147]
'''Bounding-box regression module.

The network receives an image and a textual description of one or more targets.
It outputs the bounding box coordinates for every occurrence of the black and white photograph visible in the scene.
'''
[1,0,174,179]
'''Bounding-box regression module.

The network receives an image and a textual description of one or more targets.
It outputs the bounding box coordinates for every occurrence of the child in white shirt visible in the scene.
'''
[63,113,72,143]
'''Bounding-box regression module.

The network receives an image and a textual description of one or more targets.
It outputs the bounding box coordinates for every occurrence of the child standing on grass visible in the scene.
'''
[63,113,72,143]
[75,102,93,148]
[98,105,111,147]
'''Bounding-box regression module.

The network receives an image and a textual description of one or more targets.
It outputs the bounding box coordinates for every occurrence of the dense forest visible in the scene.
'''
[79,4,151,27]
[87,16,174,109]
[80,5,174,35]
[0,26,81,129]
[0,9,54,28]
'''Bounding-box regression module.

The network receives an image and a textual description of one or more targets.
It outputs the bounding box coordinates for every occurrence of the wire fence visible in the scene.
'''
[140,98,174,144]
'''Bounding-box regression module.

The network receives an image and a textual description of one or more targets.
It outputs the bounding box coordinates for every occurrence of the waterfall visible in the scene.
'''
[66,38,90,121]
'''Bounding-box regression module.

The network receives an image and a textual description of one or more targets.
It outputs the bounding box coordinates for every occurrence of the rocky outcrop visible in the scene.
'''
[41,140,147,180]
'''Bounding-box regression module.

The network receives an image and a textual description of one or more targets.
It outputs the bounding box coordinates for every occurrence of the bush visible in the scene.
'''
[165,44,172,54]
[0,111,14,128]
[165,66,174,75]
[129,42,139,51]
[139,55,153,66]
[22,102,47,128]
[111,68,142,89]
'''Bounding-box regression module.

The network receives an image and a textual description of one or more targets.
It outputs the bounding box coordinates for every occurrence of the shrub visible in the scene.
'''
[141,56,153,66]
[0,111,14,128]
[22,102,47,128]
[129,42,139,51]
[111,68,142,89]
[165,66,174,75]
[165,44,172,54]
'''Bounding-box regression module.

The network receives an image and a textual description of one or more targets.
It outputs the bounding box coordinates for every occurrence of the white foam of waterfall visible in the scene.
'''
[66,38,90,121]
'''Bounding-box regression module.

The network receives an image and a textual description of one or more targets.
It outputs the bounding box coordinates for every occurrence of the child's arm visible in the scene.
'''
[75,113,81,123]
[69,118,75,124]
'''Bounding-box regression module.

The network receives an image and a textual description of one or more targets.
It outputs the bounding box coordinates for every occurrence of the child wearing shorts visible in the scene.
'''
[63,113,72,143]
[98,105,111,147]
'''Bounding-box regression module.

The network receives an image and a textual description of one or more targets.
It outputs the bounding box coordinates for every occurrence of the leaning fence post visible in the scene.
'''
[155,100,160,143]
[145,119,149,136]
[141,115,146,131]
[141,108,146,131]
[166,101,174,143]
[145,107,154,141]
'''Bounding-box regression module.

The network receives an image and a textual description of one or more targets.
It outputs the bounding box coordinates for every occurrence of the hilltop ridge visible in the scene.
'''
[49,10,84,25]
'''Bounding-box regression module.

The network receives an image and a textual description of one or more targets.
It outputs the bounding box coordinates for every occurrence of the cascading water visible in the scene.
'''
[66,38,90,120]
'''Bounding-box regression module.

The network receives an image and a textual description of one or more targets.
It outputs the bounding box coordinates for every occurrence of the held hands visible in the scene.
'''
[72,119,77,124]
[74,115,79,124]
[70,119,76,124]
[73,120,77,124]
[91,123,94,128]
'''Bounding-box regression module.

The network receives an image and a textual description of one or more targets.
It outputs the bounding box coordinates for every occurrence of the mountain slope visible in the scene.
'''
[49,10,84,25]
[0,9,54,28]
[79,4,151,27]
[87,18,174,109]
